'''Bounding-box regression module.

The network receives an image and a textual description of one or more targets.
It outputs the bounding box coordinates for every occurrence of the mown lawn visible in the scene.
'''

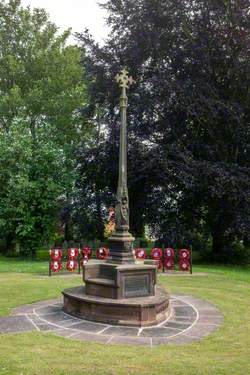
[0,257,249,375]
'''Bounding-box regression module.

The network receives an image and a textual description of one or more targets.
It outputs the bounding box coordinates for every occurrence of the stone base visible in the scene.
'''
[84,261,157,299]
[108,230,135,264]
[62,285,170,327]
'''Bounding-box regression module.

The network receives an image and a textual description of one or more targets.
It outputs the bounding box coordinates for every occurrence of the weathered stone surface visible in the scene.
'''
[12,299,61,316]
[64,321,108,333]
[164,321,191,330]
[83,262,157,299]
[197,316,223,324]
[37,311,74,323]
[174,315,197,322]
[174,306,197,316]
[72,332,112,344]
[35,305,62,315]
[102,326,139,336]
[140,327,182,337]
[0,316,36,334]
[63,285,170,327]
[152,334,197,345]
[52,319,82,328]
[53,328,77,338]
[109,335,151,346]
[4,294,223,346]
[37,323,63,331]
[184,322,220,338]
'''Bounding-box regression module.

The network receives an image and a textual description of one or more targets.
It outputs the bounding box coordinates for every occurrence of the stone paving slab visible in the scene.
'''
[12,299,61,316]
[183,323,219,338]
[36,305,63,315]
[197,316,223,324]
[140,326,182,337]
[109,335,152,346]
[52,328,77,337]
[70,332,111,344]
[0,316,36,334]
[103,326,139,336]
[178,297,218,309]
[152,334,198,345]
[64,321,108,333]
[173,315,199,324]
[53,319,82,328]
[174,306,197,316]
[37,311,74,323]
[5,294,223,346]
[37,323,64,331]
[171,301,188,307]
[163,321,192,330]
[197,309,222,316]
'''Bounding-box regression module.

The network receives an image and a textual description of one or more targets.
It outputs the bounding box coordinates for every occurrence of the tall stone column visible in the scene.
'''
[108,68,136,264]
[63,69,170,326]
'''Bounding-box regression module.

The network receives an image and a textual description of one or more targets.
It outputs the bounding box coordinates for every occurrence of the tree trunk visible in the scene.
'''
[96,189,104,241]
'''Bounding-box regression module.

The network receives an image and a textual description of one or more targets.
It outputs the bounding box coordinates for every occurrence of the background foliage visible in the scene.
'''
[0,0,249,263]
[75,0,250,262]
[0,0,88,255]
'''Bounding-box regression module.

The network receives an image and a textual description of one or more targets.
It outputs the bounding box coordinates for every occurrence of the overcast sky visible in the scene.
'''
[21,0,109,44]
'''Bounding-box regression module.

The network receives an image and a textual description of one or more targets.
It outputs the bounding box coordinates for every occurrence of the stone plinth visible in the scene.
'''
[63,260,170,327]
[108,231,135,264]
[62,260,170,326]
[62,285,170,327]
[83,261,156,300]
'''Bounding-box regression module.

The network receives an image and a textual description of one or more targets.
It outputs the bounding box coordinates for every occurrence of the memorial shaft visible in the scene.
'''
[119,87,128,196]
[108,69,135,263]
[62,68,170,327]
[116,86,129,232]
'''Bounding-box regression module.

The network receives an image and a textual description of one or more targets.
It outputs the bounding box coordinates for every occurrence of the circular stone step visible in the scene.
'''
[10,294,223,346]
[62,285,170,327]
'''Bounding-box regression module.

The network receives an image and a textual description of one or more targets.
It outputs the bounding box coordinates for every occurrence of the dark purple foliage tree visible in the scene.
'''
[76,0,250,261]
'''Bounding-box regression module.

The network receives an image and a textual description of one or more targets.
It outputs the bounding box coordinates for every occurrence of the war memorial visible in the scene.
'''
[0,69,223,347]
[62,69,170,327]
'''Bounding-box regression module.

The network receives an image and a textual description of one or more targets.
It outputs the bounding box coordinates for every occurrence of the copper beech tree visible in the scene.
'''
[76,0,250,262]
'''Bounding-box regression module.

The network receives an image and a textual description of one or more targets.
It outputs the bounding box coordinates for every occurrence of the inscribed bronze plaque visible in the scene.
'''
[124,274,150,298]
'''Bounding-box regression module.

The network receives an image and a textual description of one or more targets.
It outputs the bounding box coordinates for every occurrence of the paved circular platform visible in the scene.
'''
[8,294,223,346]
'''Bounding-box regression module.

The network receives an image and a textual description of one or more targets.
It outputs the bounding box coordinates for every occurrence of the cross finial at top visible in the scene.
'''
[115,68,135,89]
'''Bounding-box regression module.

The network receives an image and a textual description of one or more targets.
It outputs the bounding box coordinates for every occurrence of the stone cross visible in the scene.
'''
[115,68,136,90]
[114,68,135,234]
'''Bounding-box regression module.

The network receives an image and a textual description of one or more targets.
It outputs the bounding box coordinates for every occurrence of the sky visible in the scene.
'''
[21,0,109,44]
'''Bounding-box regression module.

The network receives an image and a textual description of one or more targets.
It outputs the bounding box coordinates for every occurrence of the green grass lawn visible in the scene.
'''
[0,257,249,375]
[0,255,48,274]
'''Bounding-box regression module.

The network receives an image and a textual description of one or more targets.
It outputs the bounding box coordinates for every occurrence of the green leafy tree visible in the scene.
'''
[0,0,88,255]
[0,122,66,254]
